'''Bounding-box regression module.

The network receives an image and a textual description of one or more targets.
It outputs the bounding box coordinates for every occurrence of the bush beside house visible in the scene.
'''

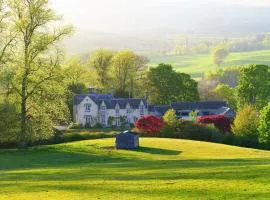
[198,115,231,133]
[258,103,270,144]
[232,105,259,139]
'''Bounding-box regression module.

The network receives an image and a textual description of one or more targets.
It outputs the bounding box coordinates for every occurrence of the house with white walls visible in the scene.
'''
[73,89,235,127]
[73,91,148,127]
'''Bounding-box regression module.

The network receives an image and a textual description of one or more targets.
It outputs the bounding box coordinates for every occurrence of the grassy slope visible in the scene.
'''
[1,138,270,200]
[149,50,270,78]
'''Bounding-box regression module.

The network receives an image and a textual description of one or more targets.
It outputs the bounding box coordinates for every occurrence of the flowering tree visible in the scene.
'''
[198,115,231,133]
[135,115,164,134]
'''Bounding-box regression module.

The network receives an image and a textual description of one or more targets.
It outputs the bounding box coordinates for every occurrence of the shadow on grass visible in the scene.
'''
[1,141,270,199]
[133,146,181,155]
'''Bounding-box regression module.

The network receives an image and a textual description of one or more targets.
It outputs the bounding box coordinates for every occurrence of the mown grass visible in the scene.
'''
[149,50,270,78]
[1,138,270,200]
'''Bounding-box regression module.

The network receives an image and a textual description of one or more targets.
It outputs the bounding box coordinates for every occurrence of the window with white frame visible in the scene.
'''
[101,115,106,125]
[85,104,91,112]
[84,115,92,124]
[127,108,132,123]
[100,105,106,113]
[139,105,144,116]
[116,108,120,117]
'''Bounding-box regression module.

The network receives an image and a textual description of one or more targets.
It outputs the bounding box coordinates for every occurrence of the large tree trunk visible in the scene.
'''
[20,75,28,148]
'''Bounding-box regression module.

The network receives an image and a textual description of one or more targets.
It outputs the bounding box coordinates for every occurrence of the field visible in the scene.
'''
[1,138,270,200]
[149,50,270,78]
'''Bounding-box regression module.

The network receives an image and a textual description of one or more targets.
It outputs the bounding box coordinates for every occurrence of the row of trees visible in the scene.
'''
[169,33,270,56]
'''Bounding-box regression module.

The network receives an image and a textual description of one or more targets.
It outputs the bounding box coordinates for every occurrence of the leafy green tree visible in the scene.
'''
[258,103,270,144]
[179,73,199,101]
[147,63,182,104]
[64,57,96,87]
[6,0,73,147]
[236,64,270,109]
[147,63,199,104]
[0,102,20,143]
[163,109,177,126]
[0,0,15,68]
[212,47,229,66]
[219,67,240,88]
[214,84,237,110]
[111,50,147,97]
[204,67,223,81]
[232,105,259,139]
[88,49,114,88]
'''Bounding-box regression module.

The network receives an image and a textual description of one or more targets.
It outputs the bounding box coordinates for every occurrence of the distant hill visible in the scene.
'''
[63,3,270,54]
[149,50,270,79]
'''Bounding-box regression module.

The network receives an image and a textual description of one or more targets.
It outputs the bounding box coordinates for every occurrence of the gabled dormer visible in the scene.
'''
[100,101,107,114]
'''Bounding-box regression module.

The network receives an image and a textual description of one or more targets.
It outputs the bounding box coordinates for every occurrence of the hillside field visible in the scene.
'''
[149,50,270,78]
[1,138,270,200]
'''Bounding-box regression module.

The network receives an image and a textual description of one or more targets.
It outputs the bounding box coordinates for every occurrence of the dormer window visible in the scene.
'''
[100,105,106,113]
[85,104,91,112]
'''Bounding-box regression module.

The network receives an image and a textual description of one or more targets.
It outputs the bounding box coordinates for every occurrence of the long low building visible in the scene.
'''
[149,102,235,120]
[73,90,235,127]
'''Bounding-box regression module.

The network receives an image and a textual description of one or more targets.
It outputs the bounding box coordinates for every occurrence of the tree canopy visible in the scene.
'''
[147,63,199,105]
[236,64,270,109]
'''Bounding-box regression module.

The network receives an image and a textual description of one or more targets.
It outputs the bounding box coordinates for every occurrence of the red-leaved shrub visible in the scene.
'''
[135,115,164,134]
[198,115,231,133]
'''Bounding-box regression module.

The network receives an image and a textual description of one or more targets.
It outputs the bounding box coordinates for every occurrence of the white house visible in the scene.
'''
[73,90,235,127]
[73,92,148,127]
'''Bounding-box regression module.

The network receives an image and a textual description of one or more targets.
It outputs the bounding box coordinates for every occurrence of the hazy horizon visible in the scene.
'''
[50,0,270,54]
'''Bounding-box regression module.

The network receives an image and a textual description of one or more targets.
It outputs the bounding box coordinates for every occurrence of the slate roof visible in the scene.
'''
[149,101,229,116]
[73,93,147,109]
[171,101,228,110]
[148,105,172,116]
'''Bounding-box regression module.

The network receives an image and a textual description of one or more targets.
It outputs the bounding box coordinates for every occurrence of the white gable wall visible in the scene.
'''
[75,96,99,126]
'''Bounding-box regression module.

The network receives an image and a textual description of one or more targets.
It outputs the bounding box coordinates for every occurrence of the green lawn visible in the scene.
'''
[1,138,270,200]
[149,50,270,78]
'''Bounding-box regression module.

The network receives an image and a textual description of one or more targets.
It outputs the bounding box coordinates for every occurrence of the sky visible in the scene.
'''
[49,0,270,53]
[50,0,270,34]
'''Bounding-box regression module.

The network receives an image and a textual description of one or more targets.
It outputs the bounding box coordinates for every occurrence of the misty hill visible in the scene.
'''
[63,2,270,54]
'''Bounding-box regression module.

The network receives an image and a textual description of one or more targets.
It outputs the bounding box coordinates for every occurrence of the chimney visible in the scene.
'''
[88,87,95,94]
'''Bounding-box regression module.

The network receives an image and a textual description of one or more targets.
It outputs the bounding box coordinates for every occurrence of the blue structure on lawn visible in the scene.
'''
[116,131,139,149]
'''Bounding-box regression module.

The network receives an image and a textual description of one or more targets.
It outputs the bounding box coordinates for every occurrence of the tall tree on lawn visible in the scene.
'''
[7,0,73,147]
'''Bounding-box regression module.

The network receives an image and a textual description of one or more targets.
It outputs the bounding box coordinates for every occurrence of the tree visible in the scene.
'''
[198,79,220,101]
[64,57,95,87]
[258,103,270,144]
[212,47,229,66]
[88,49,114,88]
[232,105,259,139]
[135,115,164,134]
[0,0,16,99]
[219,67,240,88]
[111,50,147,97]
[7,0,73,147]
[163,109,177,126]
[0,102,20,144]
[0,0,15,68]
[214,84,237,110]
[178,73,199,101]
[198,115,231,133]
[147,63,199,105]
[236,64,270,109]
